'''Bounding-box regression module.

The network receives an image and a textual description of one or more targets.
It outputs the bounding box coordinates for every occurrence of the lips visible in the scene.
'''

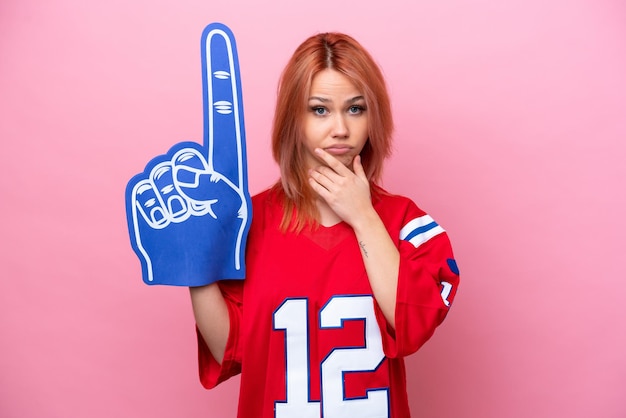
[324,145,353,155]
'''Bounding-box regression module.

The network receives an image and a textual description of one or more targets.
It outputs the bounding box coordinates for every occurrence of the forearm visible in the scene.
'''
[351,208,400,328]
[189,283,230,364]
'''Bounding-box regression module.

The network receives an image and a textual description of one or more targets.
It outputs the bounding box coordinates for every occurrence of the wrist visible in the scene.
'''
[350,207,383,235]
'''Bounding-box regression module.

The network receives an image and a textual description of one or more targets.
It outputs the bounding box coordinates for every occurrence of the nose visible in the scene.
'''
[331,114,349,138]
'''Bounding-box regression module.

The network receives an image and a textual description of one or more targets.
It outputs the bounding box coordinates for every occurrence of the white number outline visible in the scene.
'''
[273,298,320,417]
[273,295,390,418]
[440,281,453,307]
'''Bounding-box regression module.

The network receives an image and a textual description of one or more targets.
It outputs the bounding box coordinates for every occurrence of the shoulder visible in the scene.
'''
[250,187,283,229]
[251,187,273,201]
[372,184,425,218]
[373,186,453,255]
[252,187,284,208]
[372,185,443,243]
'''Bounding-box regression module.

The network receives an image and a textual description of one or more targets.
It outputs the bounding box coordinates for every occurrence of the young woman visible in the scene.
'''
[189,32,460,418]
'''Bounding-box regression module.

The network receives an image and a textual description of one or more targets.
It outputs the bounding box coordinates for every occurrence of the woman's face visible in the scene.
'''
[302,69,369,170]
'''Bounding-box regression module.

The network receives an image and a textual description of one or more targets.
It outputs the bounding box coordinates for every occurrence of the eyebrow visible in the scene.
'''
[308,95,365,104]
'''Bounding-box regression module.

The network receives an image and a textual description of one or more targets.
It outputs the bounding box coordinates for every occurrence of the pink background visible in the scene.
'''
[2,0,625,417]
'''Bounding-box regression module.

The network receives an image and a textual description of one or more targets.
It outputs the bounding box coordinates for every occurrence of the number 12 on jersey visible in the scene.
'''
[273,295,390,418]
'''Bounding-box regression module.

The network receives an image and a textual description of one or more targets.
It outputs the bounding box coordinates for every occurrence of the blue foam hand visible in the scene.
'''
[125,23,252,286]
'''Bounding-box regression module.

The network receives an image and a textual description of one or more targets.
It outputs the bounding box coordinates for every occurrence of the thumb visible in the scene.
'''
[352,155,367,181]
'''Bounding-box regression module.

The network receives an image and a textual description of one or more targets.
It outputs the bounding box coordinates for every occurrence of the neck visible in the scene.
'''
[315,199,342,227]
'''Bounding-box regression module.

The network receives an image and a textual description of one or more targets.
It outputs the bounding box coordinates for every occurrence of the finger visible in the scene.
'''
[201,23,247,190]
[131,179,169,229]
[172,147,214,210]
[308,176,331,200]
[172,146,242,219]
[150,161,190,222]
[308,168,335,192]
[312,164,339,180]
[172,146,236,195]
[171,148,209,190]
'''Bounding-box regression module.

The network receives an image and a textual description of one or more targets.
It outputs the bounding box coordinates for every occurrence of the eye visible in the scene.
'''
[348,105,365,115]
[310,106,328,116]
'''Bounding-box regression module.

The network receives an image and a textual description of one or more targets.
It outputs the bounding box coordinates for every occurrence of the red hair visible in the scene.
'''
[271,32,394,231]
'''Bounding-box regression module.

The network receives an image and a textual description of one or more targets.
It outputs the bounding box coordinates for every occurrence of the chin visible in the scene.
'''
[341,157,355,170]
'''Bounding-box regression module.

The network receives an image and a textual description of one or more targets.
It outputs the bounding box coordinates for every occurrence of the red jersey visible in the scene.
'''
[197,187,460,417]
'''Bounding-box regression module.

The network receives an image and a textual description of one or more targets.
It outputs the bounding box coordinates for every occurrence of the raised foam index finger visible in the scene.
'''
[201,23,247,191]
